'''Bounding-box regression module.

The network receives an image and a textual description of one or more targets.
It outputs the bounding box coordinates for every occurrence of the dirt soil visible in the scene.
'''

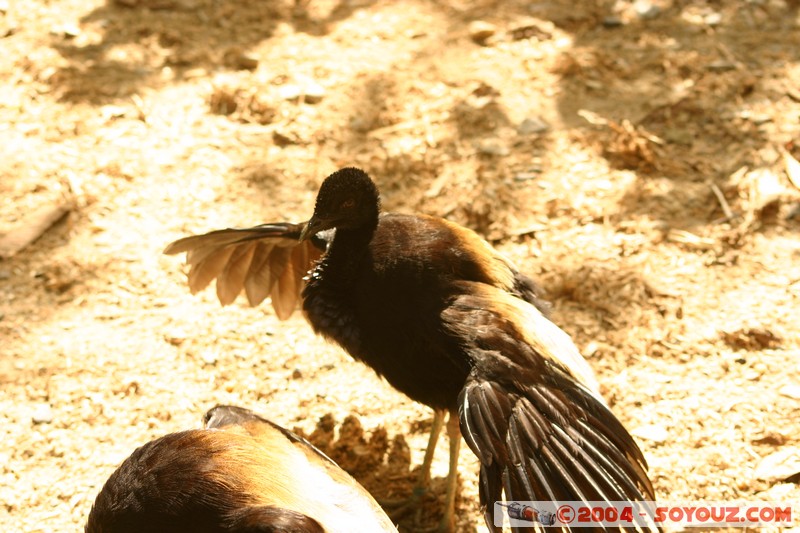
[2,0,800,531]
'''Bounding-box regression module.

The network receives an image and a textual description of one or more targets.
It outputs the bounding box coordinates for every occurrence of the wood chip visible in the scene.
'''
[631,424,669,443]
[778,384,800,400]
[0,202,71,259]
[754,447,800,482]
[782,149,800,191]
[666,229,716,250]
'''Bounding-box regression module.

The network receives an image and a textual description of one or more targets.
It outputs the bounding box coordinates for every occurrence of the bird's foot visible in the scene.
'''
[379,487,454,533]
[412,513,455,533]
[379,485,427,519]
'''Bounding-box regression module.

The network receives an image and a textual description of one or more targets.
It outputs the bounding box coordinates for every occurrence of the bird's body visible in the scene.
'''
[303,212,547,409]
[85,405,397,533]
[164,168,659,532]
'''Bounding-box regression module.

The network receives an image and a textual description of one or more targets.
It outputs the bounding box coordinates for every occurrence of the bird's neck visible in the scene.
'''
[330,224,373,265]
[314,223,375,286]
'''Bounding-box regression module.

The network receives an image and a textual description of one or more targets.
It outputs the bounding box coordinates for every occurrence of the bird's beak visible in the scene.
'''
[299,216,325,242]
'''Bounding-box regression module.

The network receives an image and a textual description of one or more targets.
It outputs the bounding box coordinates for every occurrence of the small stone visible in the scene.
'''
[223,48,259,70]
[707,60,736,72]
[0,0,9,14]
[778,384,800,400]
[51,24,81,38]
[0,269,10,280]
[273,129,300,146]
[786,202,800,221]
[634,0,661,19]
[517,117,549,135]
[2,24,19,38]
[32,403,54,424]
[630,424,668,443]
[164,329,187,346]
[704,12,722,26]
[291,368,303,379]
[514,170,542,182]
[602,16,624,28]
[748,113,772,125]
[278,84,303,101]
[233,55,259,71]
[101,105,128,120]
[468,20,497,45]
[476,139,509,156]
[744,370,761,381]
[201,351,218,365]
[303,82,325,104]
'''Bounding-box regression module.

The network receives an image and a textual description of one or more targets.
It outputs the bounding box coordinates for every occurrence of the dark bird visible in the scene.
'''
[85,405,397,533]
[164,168,659,532]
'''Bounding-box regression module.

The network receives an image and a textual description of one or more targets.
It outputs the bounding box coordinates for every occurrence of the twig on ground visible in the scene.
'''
[710,182,735,221]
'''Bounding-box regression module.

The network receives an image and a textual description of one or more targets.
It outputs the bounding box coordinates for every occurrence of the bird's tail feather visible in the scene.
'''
[459,372,659,533]
[444,283,659,533]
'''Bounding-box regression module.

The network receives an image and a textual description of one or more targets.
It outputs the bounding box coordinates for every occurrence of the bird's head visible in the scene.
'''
[300,167,381,241]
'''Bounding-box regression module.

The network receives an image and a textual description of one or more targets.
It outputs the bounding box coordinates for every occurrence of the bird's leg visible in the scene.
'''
[415,408,445,494]
[413,412,461,532]
[410,408,445,524]
[437,412,461,533]
[379,409,444,519]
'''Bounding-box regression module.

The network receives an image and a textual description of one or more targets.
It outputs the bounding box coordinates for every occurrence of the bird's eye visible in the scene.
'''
[341,199,355,209]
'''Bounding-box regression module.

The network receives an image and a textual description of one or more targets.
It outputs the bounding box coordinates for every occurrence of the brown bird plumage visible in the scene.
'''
[85,405,397,533]
[164,168,659,532]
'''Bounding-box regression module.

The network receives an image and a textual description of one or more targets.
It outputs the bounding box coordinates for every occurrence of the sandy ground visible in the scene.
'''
[1,0,799,531]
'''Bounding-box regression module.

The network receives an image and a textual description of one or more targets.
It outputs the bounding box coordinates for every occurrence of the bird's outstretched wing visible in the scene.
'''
[444,282,658,533]
[164,223,327,319]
